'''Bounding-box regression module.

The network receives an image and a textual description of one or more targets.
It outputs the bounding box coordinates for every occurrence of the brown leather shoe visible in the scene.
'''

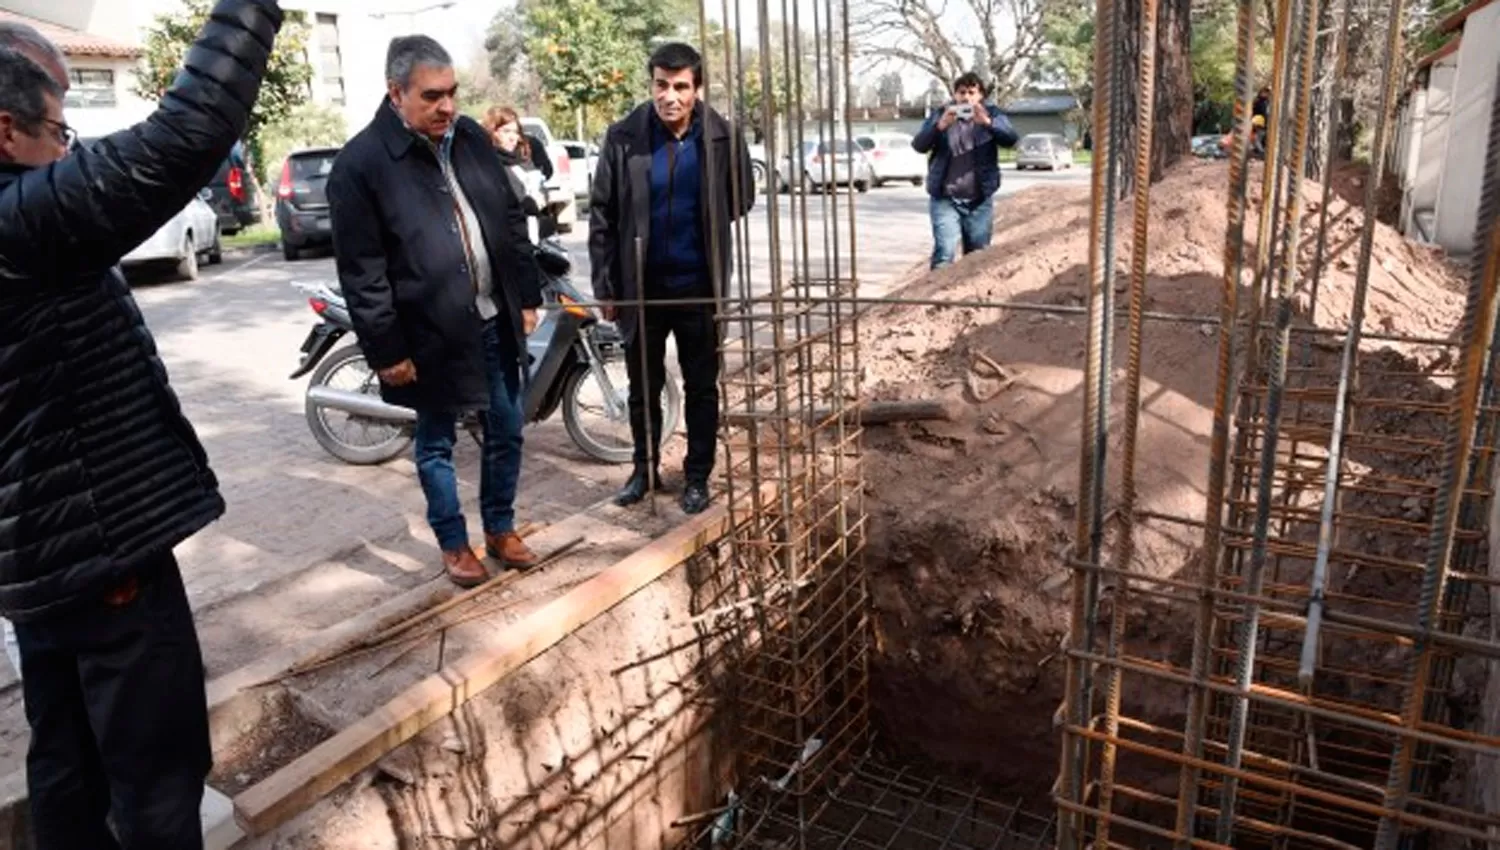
[442,547,489,588]
[485,531,539,569]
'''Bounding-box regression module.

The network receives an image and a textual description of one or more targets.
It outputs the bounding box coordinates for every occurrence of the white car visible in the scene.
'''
[855,132,928,187]
[520,117,578,233]
[1015,133,1076,170]
[122,189,222,280]
[557,139,599,205]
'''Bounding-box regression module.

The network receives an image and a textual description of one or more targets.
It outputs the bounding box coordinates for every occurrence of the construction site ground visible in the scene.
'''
[855,157,1472,811]
[0,157,1480,847]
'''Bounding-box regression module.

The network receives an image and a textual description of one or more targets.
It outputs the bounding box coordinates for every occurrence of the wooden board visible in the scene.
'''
[232,502,739,836]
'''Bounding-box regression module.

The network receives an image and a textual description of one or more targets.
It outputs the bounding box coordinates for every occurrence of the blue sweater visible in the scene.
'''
[647,115,708,291]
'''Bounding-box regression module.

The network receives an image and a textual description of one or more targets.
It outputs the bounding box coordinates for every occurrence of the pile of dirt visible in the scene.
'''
[856,158,1468,807]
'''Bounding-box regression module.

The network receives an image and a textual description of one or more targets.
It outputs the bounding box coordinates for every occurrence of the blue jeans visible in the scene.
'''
[414,321,524,552]
[929,195,996,269]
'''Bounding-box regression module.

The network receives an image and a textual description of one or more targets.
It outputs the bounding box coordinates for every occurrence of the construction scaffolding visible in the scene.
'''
[654,0,1500,843]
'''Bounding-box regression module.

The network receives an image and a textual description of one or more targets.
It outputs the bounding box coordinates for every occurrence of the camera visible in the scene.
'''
[950,103,974,120]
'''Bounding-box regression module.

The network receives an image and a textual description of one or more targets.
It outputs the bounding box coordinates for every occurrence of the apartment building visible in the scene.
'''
[0,0,411,137]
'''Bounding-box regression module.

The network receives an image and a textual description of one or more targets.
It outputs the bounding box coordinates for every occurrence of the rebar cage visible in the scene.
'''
[634,0,1500,843]
[1056,0,1500,846]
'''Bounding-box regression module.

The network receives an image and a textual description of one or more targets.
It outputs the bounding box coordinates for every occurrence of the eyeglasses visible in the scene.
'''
[40,118,76,148]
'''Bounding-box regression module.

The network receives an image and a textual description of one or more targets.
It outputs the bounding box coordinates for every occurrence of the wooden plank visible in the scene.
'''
[722,398,958,427]
[232,502,739,836]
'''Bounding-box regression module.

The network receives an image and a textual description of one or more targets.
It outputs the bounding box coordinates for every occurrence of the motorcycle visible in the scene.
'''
[289,234,682,466]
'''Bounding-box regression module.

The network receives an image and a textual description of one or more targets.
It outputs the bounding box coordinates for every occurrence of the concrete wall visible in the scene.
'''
[237,557,733,850]
[1410,57,1458,236]
[1434,7,1500,255]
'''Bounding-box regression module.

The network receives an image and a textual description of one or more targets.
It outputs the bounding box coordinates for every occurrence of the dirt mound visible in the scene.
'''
[857,158,1468,806]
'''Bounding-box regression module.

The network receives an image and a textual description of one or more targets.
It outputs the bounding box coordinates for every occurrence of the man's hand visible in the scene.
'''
[601,302,617,322]
[973,106,993,127]
[522,309,538,335]
[937,107,958,132]
[379,359,418,387]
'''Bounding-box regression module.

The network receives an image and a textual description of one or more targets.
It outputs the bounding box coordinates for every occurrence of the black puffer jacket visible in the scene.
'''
[0,0,283,622]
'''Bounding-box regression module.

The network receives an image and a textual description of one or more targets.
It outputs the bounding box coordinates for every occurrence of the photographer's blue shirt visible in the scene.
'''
[647,113,708,293]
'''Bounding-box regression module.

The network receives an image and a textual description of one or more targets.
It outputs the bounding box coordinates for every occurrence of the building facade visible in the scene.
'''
[0,0,419,139]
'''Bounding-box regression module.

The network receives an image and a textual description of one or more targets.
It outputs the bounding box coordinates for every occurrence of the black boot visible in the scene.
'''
[614,467,662,507]
[680,479,711,515]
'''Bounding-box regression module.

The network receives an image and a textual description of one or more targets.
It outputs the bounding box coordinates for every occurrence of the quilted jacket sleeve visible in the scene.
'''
[0,0,283,284]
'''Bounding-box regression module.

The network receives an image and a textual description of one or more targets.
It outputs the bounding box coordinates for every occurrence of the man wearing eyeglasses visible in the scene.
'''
[0,3,286,848]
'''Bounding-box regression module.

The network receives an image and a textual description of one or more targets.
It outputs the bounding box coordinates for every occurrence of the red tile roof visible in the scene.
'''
[0,9,140,59]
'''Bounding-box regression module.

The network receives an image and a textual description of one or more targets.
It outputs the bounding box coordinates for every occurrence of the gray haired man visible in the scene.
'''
[0,3,286,848]
[0,19,68,684]
[327,36,544,587]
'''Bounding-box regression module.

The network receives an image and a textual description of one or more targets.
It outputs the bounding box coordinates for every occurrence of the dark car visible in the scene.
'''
[275,146,341,261]
[205,141,261,235]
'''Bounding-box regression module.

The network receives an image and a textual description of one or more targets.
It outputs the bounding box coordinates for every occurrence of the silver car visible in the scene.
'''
[1015,133,1076,171]
[780,139,874,193]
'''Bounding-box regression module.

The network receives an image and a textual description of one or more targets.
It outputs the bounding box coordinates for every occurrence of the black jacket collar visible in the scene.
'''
[622,101,731,144]
[373,101,486,161]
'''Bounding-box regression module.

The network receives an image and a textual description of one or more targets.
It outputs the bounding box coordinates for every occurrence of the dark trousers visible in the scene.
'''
[625,301,719,483]
[15,555,211,850]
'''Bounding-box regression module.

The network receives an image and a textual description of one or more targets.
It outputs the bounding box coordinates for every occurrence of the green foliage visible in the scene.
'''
[517,0,690,121]
[1033,0,1094,133]
[257,103,347,187]
[132,0,312,171]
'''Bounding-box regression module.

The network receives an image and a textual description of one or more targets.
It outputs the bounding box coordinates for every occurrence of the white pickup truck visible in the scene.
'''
[519,116,578,233]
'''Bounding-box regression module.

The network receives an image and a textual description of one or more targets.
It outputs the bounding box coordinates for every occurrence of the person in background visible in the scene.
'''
[589,42,755,515]
[328,36,544,588]
[483,105,551,243]
[912,71,1019,269]
[0,18,69,685]
[0,2,285,846]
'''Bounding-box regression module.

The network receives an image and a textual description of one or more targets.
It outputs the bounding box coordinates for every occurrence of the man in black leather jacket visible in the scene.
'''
[0,2,284,847]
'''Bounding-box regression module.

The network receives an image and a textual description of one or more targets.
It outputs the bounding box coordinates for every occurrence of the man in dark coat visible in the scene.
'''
[589,42,755,514]
[328,35,544,587]
[0,2,284,846]
[911,71,1018,268]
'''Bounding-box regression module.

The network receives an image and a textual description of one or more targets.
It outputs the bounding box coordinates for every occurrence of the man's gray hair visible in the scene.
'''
[0,47,62,131]
[385,35,451,89]
[0,21,67,78]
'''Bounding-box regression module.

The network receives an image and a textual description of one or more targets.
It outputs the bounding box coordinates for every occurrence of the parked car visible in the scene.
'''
[854,132,927,187]
[520,117,578,233]
[204,140,261,235]
[1015,133,1076,170]
[77,136,222,280]
[121,189,222,280]
[557,139,599,205]
[275,146,340,261]
[781,139,874,193]
[748,142,770,189]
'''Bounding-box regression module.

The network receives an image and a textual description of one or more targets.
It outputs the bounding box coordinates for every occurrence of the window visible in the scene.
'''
[313,13,345,106]
[65,68,115,108]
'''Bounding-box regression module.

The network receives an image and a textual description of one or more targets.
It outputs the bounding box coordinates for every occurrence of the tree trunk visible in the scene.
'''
[1116,0,1194,187]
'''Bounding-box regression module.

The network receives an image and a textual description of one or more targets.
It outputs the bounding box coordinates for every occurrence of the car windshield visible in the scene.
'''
[562,143,586,159]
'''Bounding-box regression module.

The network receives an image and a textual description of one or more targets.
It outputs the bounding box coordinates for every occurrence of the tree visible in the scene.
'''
[133,0,311,172]
[1035,0,1193,184]
[522,0,638,122]
[1116,0,1194,185]
[850,0,1048,101]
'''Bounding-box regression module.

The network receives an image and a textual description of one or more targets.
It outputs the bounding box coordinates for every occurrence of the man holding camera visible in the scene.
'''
[912,72,1018,269]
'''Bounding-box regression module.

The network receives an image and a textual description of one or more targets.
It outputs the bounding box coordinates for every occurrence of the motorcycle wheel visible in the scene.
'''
[305,343,414,465]
[561,360,682,464]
